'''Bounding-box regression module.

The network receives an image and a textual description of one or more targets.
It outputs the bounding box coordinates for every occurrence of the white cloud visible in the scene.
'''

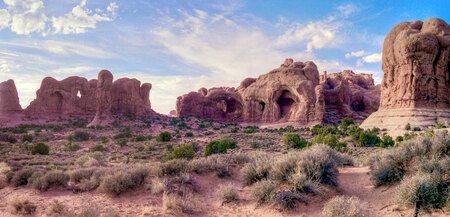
[0,9,10,30]
[3,0,47,35]
[362,53,382,63]
[51,0,115,34]
[51,66,98,75]
[276,17,342,52]
[345,50,366,59]
[337,4,359,16]
[107,2,118,17]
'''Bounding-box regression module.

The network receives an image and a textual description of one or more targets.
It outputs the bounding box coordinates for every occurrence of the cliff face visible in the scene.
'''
[361,18,450,130]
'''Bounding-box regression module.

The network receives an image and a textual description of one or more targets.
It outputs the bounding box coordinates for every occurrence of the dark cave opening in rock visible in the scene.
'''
[277,90,295,118]
[220,98,242,116]
[49,92,63,113]
[351,102,365,112]
[259,102,265,111]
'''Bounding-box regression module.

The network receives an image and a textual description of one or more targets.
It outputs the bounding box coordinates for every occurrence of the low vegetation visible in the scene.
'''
[204,138,238,156]
[322,196,367,217]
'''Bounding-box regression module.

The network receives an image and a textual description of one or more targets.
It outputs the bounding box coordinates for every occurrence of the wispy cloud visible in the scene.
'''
[362,53,382,63]
[345,50,366,59]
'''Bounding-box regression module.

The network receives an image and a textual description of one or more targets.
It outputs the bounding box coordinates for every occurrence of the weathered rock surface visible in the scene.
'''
[88,70,114,127]
[321,70,380,123]
[176,59,381,126]
[362,18,450,130]
[25,76,96,116]
[17,70,153,123]
[0,79,22,115]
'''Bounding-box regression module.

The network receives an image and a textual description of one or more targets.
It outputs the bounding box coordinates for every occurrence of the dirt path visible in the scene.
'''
[337,166,437,217]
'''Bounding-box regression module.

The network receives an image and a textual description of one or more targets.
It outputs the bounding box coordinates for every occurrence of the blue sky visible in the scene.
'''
[0,0,449,114]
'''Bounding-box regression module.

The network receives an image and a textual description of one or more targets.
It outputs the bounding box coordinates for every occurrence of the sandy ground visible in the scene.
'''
[0,166,447,216]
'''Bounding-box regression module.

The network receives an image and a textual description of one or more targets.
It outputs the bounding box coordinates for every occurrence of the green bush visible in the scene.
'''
[283,134,308,149]
[132,135,147,142]
[116,138,127,147]
[413,127,421,131]
[395,136,404,144]
[405,123,411,130]
[230,127,239,133]
[90,144,107,152]
[436,122,446,129]
[204,138,237,156]
[164,143,196,161]
[243,128,256,134]
[339,117,354,132]
[185,132,194,137]
[156,131,172,142]
[64,143,82,151]
[113,127,133,139]
[100,136,109,143]
[21,134,33,143]
[31,142,49,155]
[357,132,381,147]
[380,135,395,148]
[68,131,90,142]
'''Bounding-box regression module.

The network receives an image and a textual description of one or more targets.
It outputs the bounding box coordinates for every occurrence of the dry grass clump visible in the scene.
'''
[252,179,276,204]
[273,191,307,210]
[151,178,166,194]
[32,170,69,191]
[48,200,67,215]
[157,159,190,177]
[322,196,367,217]
[217,184,239,204]
[98,165,150,196]
[10,168,34,186]
[241,152,273,185]
[8,197,37,215]
[162,191,197,214]
[370,131,449,186]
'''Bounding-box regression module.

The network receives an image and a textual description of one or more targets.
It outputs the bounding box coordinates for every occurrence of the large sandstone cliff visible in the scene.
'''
[361,18,450,130]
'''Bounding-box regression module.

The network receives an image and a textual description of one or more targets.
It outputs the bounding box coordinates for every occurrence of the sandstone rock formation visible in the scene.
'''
[88,70,114,127]
[25,76,96,116]
[321,70,380,123]
[0,79,22,115]
[176,59,381,126]
[361,18,450,130]
[18,70,153,122]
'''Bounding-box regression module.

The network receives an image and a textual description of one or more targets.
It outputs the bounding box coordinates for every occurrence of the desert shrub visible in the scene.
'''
[188,154,229,175]
[270,152,301,182]
[75,152,107,167]
[64,143,82,151]
[217,184,238,203]
[32,171,69,191]
[370,150,407,186]
[397,173,447,212]
[100,136,109,143]
[11,168,34,186]
[241,152,272,185]
[116,138,128,147]
[252,179,276,204]
[157,131,172,142]
[31,142,49,155]
[283,134,308,149]
[21,134,33,143]
[68,131,90,142]
[164,143,196,161]
[77,204,100,217]
[185,132,194,137]
[158,159,189,176]
[98,165,149,196]
[204,138,237,156]
[380,134,395,148]
[322,196,367,217]
[230,127,239,133]
[395,136,404,144]
[357,132,381,147]
[132,135,147,142]
[8,198,36,215]
[436,122,447,129]
[69,168,98,183]
[413,127,421,131]
[273,191,306,210]
[339,117,355,132]
[405,123,411,130]
[90,143,107,152]
[243,128,256,134]
[48,200,67,215]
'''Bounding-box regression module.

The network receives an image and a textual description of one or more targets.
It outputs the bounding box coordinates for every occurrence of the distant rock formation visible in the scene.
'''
[361,18,450,130]
[176,58,380,125]
[0,79,22,115]
[321,70,380,123]
[0,70,153,126]
[88,70,114,127]
[25,76,97,116]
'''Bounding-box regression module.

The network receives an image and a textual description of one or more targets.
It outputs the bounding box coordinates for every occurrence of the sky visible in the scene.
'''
[0,0,449,114]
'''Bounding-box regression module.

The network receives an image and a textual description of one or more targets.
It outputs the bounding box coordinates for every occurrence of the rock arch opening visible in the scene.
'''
[49,92,63,113]
[277,90,295,118]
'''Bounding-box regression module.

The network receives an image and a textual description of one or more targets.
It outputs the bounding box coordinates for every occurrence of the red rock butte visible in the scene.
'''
[361,18,450,130]
[176,58,380,126]
[0,70,153,126]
